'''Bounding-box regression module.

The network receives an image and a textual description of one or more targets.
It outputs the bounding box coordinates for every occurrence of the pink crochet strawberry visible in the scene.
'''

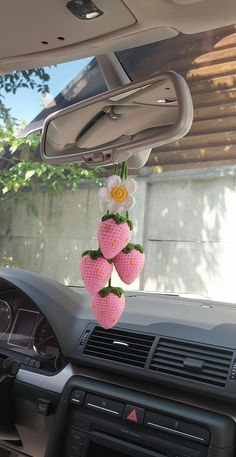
[92,287,125,329]
[80,249,113,295]
[98,214,133,260]
[114,243,145,284]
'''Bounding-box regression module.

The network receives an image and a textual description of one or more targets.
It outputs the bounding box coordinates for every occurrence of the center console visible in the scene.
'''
[45,377,236,457]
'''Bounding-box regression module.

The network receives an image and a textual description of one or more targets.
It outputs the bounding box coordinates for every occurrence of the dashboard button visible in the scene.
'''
[71,390,86,406]
[34,360,41,368]
[69,430,87,444]
[76,419,91,431]
[92,153,104,163]
[85,394,124,417]
[36,399,51,416]
[66,441,84,457]
[23,357,31,366]
[70,443,83,453]
[123,404,145,424]
[145,412,209,444]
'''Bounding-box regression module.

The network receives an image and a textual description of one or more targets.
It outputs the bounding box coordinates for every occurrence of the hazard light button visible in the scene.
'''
[123,404,145,424]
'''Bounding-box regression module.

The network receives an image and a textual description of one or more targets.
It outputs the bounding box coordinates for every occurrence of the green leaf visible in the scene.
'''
[101,213,133,230]
[10,144,19,153]
[82,249,103,260]
[25,170,35,179]
[82,249,113,263]
[99,286,124,298]
[122,243,144,254]
[13,182,20,191]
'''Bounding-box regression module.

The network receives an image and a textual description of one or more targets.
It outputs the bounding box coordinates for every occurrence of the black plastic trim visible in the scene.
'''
[44,375,236,457]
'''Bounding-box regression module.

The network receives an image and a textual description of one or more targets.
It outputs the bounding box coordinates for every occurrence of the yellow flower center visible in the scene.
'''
[111,185,128,203]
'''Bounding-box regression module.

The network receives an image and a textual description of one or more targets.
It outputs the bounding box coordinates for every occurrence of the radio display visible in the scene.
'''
[8,309,39,348]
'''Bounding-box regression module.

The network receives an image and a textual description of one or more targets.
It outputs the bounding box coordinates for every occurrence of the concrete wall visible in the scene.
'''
[141,167,236,303]
[0,182,147,290]
[1,167,236,303]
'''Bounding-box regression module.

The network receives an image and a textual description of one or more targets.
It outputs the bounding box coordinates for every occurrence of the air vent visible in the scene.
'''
[149,338,233,388]
[84,326,155,368]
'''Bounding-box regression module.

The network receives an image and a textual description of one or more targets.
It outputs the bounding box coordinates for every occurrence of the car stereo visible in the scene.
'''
[45,377,235,457]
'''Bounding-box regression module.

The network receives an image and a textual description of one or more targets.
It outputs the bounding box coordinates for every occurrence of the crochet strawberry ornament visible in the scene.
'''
[114,243,145,285]
[92,287,125,329]
[98,213,132,259]
[80,249,113,295]
[80,161,145,329]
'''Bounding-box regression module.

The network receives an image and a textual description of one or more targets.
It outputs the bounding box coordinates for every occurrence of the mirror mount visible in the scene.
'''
[97,53,131,90]
[97,53,142,167]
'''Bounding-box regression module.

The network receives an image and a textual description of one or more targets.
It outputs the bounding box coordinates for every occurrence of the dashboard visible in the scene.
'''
[0,268,236,457]
[0,289,63,373]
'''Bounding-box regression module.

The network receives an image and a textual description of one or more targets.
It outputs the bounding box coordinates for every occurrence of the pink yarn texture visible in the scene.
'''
[114,249,145,284]
[92,293,125,329]
[80,255,113,295]
[98,218,131,259]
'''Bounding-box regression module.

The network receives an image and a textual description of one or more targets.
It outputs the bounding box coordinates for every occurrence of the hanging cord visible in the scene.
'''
[120,161,127,181]
[124,161,128,179]
[120,161,129,219]
[107,161,129,288]
[113,163,118,175]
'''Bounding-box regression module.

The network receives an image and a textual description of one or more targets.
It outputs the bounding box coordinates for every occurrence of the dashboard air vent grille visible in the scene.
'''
[149,338,233,388]
[84,326,155,368]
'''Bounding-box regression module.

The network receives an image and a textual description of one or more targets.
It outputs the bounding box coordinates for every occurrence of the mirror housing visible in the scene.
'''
[40,71,193,168]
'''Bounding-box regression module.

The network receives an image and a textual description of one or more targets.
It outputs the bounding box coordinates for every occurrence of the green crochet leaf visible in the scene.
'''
[122,243,144,254]
[99,286,124,298]
[101,213,133,230]
[82,249,112,263]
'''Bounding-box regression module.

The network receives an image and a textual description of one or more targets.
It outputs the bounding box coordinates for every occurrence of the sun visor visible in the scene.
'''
[1,0,236,73]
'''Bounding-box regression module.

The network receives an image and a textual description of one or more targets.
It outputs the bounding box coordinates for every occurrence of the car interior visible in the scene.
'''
[1,1,236,457]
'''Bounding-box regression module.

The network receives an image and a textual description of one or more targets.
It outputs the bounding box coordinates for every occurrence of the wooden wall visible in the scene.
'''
[119,25,236,170]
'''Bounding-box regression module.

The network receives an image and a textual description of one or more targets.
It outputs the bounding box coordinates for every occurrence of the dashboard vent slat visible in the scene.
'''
[149,337,233,388]
[153,351,230,369]
[84,326,155,368]
[89,337,151,351]
[158,342,232,362]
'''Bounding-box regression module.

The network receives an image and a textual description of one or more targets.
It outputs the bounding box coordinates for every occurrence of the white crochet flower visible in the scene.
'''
[99,175,137,213]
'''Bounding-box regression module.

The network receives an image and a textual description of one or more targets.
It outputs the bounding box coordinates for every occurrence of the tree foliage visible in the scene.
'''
[0,158,102,216]
[0,68,50,95]
[0,67,102,215]
[0,100,40,155]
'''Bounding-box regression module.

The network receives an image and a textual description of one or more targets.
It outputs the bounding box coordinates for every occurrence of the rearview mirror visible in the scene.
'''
[40,71,193,169]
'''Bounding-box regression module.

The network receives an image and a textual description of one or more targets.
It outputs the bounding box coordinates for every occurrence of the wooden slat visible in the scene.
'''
[158,130,236,152]
[214,32,236,49]
[189,47,236,67]
[190,116,236,135]
[160,47,236,75]
[192,89,236,107]
[189,75,236,94]
[194,102,236,120]
[149,158,236,172]
[187,61,236,80]
[150,144,236,165]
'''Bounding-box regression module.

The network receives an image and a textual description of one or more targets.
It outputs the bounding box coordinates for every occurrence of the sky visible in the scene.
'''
[2,57,93,124]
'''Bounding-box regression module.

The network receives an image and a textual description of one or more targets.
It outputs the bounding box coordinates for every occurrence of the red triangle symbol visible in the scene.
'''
[127,408,138,422]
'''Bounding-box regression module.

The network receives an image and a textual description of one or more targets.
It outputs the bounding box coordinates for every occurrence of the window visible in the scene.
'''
[1,25,236,303]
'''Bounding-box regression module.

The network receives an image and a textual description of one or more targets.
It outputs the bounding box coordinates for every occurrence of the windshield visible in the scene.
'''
[1,24,236,304]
